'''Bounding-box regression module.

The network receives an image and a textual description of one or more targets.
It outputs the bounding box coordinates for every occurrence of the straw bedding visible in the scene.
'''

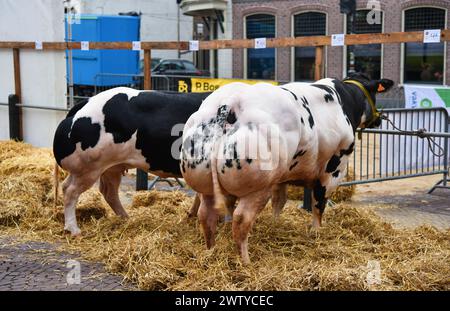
[0,140,448,290]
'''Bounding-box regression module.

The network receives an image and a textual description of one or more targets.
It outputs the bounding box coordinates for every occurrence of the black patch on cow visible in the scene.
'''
[293,149,306,159]
[246,158,252,164]
[53,102,98,166]
[313,180,327,212]
[70,117,101,151]
[181,161,186,173]
[341,142,354,156]
[311,84,336,103]
[53,117,77,166]
[325,155,341,173]
[289,161,298,171]
[103,93,139,144]
[225,159,233,168]
[331,79,368,132]
[324,94,333,102]
[300,96,315,128]
[132,91,211,175]
[300,117,304,124]
[281,87,298,101]
[227,110,237,124]
[66,100,88,118]
[308,114,315,129]
[332,170,340,178]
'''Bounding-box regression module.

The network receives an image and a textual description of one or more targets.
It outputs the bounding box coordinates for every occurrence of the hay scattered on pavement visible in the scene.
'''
[0,140,449,291]
[287,172,356,202]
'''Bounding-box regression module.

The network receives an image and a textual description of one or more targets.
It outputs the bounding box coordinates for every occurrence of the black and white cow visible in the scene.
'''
[53,87,211,235]
[181,73,394,263]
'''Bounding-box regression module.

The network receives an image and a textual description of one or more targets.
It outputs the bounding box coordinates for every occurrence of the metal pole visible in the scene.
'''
[177,3,180,59]
[302,188,312,212]
[136,169,148,191]
[135,49,152,191]
[67,8,74,108]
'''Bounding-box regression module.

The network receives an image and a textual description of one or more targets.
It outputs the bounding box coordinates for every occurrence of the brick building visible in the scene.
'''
[231,0,450,87]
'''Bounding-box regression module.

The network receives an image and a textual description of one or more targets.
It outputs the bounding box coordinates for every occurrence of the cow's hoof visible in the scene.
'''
[64,226,81,236]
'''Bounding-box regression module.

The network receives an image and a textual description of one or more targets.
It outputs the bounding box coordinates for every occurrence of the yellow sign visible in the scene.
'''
[177,77,278,93]
[178,80,189,93]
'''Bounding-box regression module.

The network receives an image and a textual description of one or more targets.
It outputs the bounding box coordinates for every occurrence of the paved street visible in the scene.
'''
[0,237,135,291]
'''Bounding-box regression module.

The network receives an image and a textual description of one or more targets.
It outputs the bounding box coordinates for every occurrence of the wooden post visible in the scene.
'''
[136,49,152,191]
[12,48,23,140]
[314,46,324,81]
[144,49,151,90]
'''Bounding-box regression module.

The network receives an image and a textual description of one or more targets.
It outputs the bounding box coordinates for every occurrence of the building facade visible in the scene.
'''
[231,0,450,87]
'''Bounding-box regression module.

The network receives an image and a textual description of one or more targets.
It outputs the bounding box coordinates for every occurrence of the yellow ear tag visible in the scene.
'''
[377,84,385,92]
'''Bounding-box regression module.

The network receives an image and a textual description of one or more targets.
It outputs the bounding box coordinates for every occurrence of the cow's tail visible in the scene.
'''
[211,101,239,213]
[53,162,59,209]
[211,138,227,213]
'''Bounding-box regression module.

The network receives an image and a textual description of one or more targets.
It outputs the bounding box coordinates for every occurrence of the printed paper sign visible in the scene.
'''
[254,38,266,49]
[189,40,199,51]
[132,41,141,51]
[331,34,345,46]
[35,41,43,50]
[423,29,441,43]
[81,41,89,51]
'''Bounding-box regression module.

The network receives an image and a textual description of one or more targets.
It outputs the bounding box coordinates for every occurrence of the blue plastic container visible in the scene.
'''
[65,14,140,86]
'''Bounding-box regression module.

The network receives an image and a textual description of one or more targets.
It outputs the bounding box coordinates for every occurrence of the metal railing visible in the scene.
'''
[342,107,449,193]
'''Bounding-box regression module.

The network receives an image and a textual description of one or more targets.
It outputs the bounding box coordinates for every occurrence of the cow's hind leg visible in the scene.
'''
[99,165,128,217]
[232,189,271,264]
[187,194,201,219]
[312,180,328,228]
[271,183,287,218]
[197,194,218,249]
[63,172,100,235]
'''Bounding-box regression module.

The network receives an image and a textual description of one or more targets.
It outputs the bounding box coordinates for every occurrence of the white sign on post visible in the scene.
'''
[132,41,141,51]
[331,34,345,46]
[423,29,441,43]
[35,41,43,50]
[254,38,266,49]
[81,41,89,51]
[189,40,199,51]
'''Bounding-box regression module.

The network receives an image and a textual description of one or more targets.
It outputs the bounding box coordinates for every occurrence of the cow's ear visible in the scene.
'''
[376,79,394,93]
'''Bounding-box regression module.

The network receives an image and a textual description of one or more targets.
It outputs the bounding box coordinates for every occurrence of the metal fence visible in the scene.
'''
[342,107,449,193]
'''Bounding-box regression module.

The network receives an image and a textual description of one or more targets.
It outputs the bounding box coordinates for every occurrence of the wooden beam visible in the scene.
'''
[1,30,449,50]
[12,48,23,139]
[314,46,324,81]
[144,49,151,90]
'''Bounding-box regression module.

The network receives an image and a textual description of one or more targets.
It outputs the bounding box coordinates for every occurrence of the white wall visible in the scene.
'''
[217,0,233,78]
[81,0,194,61]
[0,0,67,147]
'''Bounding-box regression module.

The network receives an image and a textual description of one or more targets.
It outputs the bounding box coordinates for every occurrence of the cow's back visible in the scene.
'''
[54,87,210,176]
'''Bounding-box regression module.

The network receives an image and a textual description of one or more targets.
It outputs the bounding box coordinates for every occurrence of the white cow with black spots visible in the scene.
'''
[181,73,393,263]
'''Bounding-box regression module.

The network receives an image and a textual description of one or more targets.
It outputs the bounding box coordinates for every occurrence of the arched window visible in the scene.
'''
[246,14,276,80]
[293,12,326,81]
[346,9,383,79]
[403,7,446,84]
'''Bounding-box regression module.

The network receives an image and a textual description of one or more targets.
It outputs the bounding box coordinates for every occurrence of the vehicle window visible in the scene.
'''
[182,61,197,71]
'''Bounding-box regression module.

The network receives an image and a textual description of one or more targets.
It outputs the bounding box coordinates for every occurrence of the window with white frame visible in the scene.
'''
[404,7,446,84]
[246,14,276,80]
[293,12,326,81]
[346,9,383,79]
